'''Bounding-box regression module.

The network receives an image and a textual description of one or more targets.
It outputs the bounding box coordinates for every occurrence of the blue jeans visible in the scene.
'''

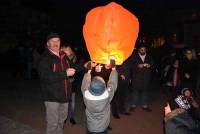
[131,90,148,107]
[68,92,75,119]
[86,129,107,134]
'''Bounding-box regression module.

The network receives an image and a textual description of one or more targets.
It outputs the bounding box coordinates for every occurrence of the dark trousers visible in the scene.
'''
[131,89,148,107]
[112,79,129,114]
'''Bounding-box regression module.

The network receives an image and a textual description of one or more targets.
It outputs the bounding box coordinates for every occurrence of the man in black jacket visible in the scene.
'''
[38,33,76,134]
[129,45,154,112]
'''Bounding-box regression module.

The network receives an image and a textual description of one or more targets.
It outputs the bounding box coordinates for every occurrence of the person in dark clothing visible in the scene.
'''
[38,33,76,134]
[129,45,154,112]
[12,45,25,78]
[61,45,77,124]
[111,60,131,119]
[24,43,33,79]
[91,64,112,84]
[196,51,200,98]
[178,48,198,94]
[164,93,199,134]
[61,45,84,125]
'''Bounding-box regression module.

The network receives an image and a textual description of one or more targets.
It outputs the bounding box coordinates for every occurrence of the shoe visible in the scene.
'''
[129,107,136,112]
[113,114,120,119]
[142,107,152,112]
[120,111,131,116]
[124,112,131,116]
[107,126,112,131]
[70,118,77,125]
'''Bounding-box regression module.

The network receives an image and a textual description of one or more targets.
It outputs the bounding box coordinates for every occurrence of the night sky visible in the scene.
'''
[0,0,200,48]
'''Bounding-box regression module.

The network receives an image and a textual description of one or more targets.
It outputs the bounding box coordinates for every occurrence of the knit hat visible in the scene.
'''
[89,77,106,96]
[168,95,191,111]
[46,32,60,42]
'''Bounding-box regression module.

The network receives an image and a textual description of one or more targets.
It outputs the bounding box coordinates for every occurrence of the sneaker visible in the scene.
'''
[120,111,131,116]
[70,118,77,125]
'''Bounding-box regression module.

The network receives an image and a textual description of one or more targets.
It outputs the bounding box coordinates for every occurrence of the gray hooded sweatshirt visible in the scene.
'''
[81,70,118,132]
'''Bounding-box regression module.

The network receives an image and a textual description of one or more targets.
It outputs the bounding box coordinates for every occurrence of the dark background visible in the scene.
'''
[1,0,200,45]
[0,0,200,71]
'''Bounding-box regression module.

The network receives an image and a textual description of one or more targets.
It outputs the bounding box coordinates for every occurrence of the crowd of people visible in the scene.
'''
[22,32,200,134]
[160,47,200,134]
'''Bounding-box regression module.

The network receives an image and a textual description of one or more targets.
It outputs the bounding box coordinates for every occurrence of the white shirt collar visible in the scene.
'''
[49,49,60,57]
[139,53,146,62]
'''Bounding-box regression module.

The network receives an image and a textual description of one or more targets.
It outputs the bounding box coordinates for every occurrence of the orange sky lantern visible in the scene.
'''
[83,2,139,65]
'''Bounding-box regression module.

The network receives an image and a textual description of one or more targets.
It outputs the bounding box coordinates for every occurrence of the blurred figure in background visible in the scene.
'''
[196,50,200,98]
[179,48,198,95]
[161,51,180,98]
[111,60,131,119]
[24,42,33,79]
[61,44,85,125]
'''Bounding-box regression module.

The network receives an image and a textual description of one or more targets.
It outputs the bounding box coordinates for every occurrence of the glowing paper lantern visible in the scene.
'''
[83,2,139,65]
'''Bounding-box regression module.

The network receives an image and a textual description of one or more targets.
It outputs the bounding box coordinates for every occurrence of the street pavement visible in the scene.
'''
[0,73,166,134]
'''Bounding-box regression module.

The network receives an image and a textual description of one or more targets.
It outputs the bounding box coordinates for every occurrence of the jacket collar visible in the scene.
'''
[164,108,186,122]
[84,90,109,100]
[48,48,60,57]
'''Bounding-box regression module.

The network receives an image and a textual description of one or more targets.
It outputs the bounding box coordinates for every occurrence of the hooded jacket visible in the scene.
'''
[81,70,118,132]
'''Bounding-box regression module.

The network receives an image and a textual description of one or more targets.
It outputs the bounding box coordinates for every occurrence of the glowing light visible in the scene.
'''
[83,2,139,65]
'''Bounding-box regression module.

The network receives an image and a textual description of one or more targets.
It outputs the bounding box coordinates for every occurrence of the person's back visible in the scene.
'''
[81,61,118,134]
[83,92,111,133]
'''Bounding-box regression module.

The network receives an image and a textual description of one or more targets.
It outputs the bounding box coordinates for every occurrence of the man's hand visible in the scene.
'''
[138,64,144,68]
[84,61,96,70]
[164,103,171,116]
[185,73,190,79]
[192,99,199,108]
[66,68,76,76]
[86,61,92,70]
[146,64,151,68]
[121,75,126,80]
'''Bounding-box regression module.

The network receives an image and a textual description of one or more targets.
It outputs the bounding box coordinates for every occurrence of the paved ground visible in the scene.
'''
[0,73,167,134]
[0,115,38,134]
